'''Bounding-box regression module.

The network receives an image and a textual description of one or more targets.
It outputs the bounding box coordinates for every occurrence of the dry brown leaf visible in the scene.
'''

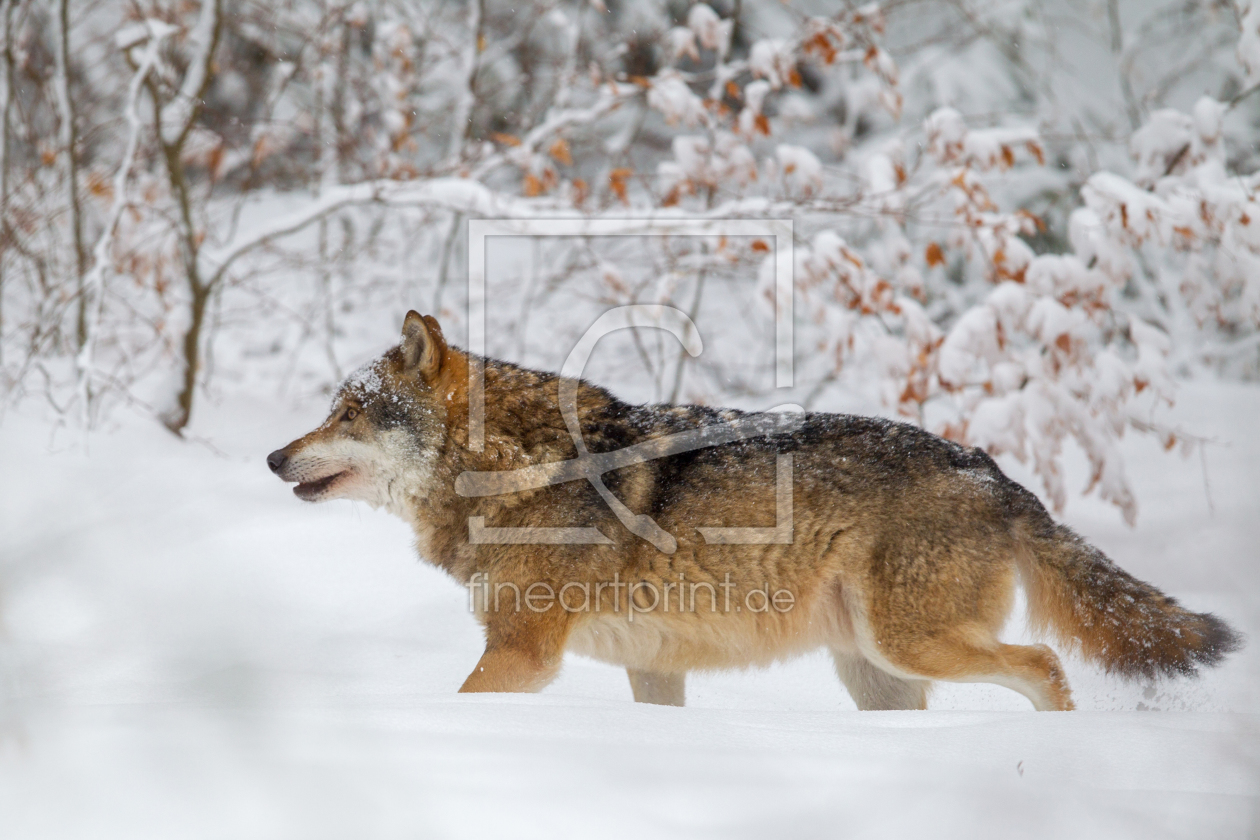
[549,137,572,166]
[609,167,633,203]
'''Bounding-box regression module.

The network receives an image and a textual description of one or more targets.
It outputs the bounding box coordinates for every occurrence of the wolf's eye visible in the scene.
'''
[343,407,359,422]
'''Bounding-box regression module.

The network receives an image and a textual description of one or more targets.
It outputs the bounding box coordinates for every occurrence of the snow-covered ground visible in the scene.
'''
[1,377,1257,838]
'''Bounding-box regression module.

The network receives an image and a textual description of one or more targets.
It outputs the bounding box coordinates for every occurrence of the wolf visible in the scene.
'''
[267,311,1241,710]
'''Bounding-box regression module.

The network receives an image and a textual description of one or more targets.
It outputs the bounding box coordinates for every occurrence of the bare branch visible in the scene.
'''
[447,0,484,160]
[159,0,222,147]
[74,20,172,424]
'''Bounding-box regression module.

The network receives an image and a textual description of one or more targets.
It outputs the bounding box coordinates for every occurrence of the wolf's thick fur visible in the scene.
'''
[268,312,1241,710]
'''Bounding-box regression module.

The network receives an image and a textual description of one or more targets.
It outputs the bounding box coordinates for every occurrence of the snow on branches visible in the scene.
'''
[4,0,1259,524]
[1076,99,1260,341]
[789,104,1188,524]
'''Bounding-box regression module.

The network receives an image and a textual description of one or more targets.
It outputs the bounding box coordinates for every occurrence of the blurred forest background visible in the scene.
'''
[1,0,1259,523]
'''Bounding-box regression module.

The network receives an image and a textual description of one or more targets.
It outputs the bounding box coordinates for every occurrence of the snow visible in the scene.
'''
[1129,109,1195,185]
[646,71,707,128]
[1,378,1257,838]
[663,26,698,64]
[938,305,1000,385]
[775,144,823,197]
[687,3,731,57]
[748,38,794,89]
[925,107,1038,170]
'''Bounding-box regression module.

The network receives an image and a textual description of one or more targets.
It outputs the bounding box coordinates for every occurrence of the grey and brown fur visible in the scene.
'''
[267,311,1242,710]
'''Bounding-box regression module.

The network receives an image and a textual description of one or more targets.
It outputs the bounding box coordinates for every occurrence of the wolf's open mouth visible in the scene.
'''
[294,471,348,501]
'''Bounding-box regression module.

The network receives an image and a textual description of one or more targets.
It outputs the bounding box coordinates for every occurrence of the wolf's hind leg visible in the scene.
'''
[626,669,685,706]
[876,633,1075,711]
[831,651,929,710]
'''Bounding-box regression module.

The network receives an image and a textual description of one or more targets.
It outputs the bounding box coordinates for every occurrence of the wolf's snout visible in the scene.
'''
[266,449,288,474]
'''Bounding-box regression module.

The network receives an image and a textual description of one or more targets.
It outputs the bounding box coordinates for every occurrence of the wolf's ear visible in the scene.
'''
[400,310,446,383]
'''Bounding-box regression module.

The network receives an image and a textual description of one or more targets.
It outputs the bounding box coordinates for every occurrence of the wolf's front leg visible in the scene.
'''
[626,669,685,706]
[459,611,571,694]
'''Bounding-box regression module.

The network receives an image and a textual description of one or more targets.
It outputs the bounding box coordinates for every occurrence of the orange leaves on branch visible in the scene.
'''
[992,248,1027,283]
[1017,209,1046,232]
[852,6,885,34]
[709,98,733,119]
[925,242,946,267]
[252,133,287,168]
[949,171,997,212]
[867,278,892,311]
[523,167,557,197]
[609,167,633,203]
[490,132,521,147]
[390,131,416,154]
[803,31,837,64]
[85,170,114,201]
[549,138,572,166]
[750,240,770,253]
[206,146,225,183]
[898,380,930,408]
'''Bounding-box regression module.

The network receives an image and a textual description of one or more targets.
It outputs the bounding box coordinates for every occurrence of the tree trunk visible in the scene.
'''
[162,137,209,435]
[154,0,222,435]
[0,0,15,368]
[168,280,210,434]
[53,0,87,350]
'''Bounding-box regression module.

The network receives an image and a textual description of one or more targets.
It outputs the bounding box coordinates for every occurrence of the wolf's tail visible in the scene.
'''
[1015,519,1242,679]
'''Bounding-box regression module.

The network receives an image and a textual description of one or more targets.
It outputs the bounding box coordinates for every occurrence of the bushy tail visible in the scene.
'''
[1016,522,1242,680]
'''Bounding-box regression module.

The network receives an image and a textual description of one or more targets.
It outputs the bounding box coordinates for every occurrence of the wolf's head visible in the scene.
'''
[267,311,453,513]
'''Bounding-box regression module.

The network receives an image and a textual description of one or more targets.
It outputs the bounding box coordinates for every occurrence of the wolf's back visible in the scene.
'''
[1015,517,1242,680]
